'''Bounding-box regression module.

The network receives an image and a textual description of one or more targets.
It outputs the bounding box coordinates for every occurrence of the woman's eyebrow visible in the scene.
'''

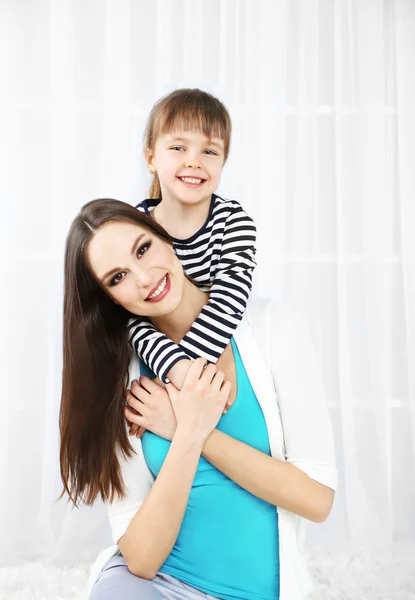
[100,234,145,282]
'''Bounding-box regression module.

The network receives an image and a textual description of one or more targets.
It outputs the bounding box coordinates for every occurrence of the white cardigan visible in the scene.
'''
[87,298,338,599]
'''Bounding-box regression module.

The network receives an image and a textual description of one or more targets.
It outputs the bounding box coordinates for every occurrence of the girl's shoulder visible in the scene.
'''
[212,195,255,225]
[212,194,246,213]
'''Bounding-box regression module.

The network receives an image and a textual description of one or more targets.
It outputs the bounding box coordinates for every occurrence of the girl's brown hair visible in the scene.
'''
[60,198,172,506]
[144,88,232,199]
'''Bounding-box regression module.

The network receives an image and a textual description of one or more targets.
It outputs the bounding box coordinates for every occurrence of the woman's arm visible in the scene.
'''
[201,431,333,522]
[118,431,203,579]
[125,303,337,524]
[202,302,336,523]
[117,360,230,579]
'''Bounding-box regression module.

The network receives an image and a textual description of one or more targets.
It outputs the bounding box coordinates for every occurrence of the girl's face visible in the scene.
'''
[147,130,225,205]
[86,221,185,317]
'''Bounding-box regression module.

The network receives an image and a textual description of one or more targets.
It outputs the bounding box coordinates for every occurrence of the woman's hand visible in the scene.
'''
[166,358,232,443]
[125,376,177,441]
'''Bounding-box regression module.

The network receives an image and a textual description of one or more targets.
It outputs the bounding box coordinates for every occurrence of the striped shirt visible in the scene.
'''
[128,194,257,382]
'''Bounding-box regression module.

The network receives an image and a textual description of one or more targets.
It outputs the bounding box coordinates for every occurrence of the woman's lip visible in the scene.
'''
[145,274,170,303]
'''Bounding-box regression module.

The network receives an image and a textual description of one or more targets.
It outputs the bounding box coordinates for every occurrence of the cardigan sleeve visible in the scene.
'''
[269,302,338,491]
[107,354,155,544]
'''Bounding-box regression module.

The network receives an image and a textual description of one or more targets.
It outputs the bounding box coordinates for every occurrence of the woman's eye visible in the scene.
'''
[137,242,151,258]
[110,272,126,287]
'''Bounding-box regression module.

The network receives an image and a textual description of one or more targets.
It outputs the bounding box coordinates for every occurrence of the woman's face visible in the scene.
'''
[86,220,184,317]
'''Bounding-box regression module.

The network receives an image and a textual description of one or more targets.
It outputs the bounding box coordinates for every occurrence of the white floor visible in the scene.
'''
[0,545,414,600]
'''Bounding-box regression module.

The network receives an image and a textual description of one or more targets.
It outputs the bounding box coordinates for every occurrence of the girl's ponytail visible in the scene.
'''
[149,172,162,199]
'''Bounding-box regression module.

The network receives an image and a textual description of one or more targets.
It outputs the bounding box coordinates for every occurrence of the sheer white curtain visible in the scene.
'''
[1,0,414,565]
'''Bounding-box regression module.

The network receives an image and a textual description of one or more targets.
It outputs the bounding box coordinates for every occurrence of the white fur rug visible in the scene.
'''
[0,545,414,600]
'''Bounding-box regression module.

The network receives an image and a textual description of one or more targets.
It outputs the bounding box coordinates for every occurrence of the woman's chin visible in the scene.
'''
[132,296,181,318]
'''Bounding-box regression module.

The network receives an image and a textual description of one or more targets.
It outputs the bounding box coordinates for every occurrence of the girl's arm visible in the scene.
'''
[201,303,337,522]
[178,205,257,365]
[128,204,256,389]
[128,317,191,384]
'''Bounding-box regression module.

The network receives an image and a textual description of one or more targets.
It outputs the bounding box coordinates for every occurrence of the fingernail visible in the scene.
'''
[223,409,227,415]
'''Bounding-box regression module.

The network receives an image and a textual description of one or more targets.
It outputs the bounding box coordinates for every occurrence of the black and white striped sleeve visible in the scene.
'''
[128,317,190,383]
[178,206,257,362]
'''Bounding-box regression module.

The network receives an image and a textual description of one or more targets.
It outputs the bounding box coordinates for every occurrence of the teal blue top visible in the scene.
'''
[140,338,280,600]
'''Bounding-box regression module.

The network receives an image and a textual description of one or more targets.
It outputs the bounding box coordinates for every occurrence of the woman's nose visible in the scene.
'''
[134,269,153,288]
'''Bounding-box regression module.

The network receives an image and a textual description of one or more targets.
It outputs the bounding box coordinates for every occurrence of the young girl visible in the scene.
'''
[128,89,257,405]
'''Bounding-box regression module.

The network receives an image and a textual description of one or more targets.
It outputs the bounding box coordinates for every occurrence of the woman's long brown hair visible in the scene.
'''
[60,198,172,506]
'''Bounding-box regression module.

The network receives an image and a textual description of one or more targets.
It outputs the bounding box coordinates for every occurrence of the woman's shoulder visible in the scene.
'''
[245,296,308,337]
[243,296,314,366]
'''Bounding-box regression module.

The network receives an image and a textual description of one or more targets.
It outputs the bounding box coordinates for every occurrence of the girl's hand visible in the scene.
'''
[166,358,232,444]
[125,376,177,441]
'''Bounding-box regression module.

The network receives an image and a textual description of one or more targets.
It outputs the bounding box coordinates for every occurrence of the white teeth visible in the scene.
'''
[180,177,203,184]
[147,275,167,300]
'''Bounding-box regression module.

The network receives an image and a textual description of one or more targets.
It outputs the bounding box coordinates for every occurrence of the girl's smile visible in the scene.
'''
[177,176,206,189]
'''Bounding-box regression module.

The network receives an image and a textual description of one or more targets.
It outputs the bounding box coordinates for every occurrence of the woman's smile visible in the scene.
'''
[145,274,171,302]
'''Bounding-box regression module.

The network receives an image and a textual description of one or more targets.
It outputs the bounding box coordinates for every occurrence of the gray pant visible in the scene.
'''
[90,554,220,600]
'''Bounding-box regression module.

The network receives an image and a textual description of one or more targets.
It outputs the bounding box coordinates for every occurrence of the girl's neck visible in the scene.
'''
[153,194,212,240]
[150,277,208,344]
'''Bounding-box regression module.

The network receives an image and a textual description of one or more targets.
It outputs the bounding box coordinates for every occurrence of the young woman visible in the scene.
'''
[60,199,337,600]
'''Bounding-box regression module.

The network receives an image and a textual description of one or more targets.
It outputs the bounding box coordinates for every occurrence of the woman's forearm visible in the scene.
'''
[118,430,203,579]
[202,429,334,522]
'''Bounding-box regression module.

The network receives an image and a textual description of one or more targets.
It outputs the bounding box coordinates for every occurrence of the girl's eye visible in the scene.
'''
[204,149,217,155]
[171,146,184,151]
[110,272,126,287]
[137,241,151,258]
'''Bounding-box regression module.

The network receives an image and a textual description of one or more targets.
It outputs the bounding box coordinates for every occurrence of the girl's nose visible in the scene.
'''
[184,153,201,169]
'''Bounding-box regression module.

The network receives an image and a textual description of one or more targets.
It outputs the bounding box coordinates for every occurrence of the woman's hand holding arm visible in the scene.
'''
[118,359,231,580]
[126,377,332,523]
[126,361,233,437]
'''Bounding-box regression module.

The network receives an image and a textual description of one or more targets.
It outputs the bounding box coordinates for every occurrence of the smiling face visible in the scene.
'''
[147,130,225,205]
[86,220,185,317]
